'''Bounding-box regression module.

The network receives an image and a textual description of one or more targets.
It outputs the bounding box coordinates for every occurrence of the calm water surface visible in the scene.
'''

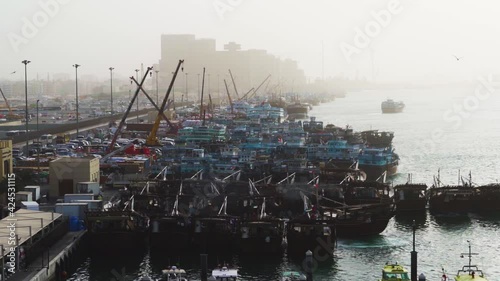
[69,87,500,280]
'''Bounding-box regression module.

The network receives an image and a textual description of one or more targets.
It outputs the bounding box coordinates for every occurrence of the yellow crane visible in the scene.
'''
[146,60,184,146]
[0,86,23,120]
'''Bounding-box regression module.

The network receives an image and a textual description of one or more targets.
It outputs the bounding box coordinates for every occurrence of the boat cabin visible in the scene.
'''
[381,264,410,281]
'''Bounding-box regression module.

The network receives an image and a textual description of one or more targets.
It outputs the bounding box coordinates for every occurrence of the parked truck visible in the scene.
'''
[55,134,70,144]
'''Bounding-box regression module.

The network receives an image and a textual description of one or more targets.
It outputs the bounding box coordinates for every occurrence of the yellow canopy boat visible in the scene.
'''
[380,263,410,281]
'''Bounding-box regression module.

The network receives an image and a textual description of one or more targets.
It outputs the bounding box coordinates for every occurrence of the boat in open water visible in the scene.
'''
[210,265,239,281]
[381,99,405,113]
[159,266,189,281]
[379,263,410,281]
[447,242,488,281]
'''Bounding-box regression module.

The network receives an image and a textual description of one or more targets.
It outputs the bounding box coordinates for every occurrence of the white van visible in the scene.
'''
[40,134,54,143]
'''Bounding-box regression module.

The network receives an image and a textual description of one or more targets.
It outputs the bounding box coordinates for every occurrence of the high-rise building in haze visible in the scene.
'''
[158,34,306,100]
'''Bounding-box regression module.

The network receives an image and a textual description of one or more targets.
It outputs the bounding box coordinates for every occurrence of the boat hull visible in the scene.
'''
[335,216,391,237]
[381,107,404,113]
[238,236,284,254]
[286,233,336,257]
[359,162,398,180]
[395,199,427,212]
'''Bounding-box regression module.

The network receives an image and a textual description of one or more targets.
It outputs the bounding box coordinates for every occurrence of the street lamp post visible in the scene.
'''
[109,67,114,115]
[73,64,80,137]
[155,70,159,106]
[36,99,40,184]
[36,100,40,132]
[135,69,139,122]
[185,72,188,103]
[22,60,30,156]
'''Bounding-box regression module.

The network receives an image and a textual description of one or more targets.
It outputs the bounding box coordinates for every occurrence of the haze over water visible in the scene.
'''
[68,86,500,280]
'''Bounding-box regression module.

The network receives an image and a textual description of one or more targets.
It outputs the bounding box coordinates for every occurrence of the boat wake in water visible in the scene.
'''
[337,236,408,249]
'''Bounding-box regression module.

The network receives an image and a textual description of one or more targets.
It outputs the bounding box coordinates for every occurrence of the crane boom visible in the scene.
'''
[130,77,173,128]
[224,79,233,114]
[228,69,240,99]
[108,67,153,153]
[100,142,135,164]
[239,88,254,101]
[146,60,184,146]
[199,68,206,119]
[208,93,213,114]
[249,75,271,99]
[0,87,12,112]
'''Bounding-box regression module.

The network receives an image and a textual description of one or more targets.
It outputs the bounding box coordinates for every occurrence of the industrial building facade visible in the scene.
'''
[49,157,100,196]
[0,140,13,178]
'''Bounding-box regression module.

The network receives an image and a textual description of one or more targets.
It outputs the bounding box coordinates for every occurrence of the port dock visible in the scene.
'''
[0,209,86,281]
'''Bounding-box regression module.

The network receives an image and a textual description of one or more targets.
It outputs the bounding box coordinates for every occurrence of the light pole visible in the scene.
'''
[36,99,40,184]
[185,72,188,103]
[155,70,159,106]
[36,100,40,132]
[135,69,139,122]
[109,67,114,115]
[22,60,30,156]
[73,64,80,137]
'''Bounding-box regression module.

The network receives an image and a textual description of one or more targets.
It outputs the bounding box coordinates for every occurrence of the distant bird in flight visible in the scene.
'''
[453,55,463,61]
[10,71,16,74]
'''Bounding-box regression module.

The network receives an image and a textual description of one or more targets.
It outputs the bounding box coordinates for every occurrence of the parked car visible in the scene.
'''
[12,148,23,158]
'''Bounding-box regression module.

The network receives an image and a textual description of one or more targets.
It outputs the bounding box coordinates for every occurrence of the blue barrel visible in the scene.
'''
[69,216,79,231]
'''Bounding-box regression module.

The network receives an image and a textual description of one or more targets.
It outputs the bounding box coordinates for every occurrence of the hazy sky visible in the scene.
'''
[2,0,500,83]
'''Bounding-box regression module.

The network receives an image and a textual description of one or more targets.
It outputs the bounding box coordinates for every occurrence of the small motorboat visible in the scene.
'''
[209,265,239,281]
[449,241,488,281]
[160,266,189,281]
[281,271,307,281]
[379,263,410,281]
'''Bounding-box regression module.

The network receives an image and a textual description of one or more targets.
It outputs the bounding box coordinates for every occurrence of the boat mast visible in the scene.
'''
[461,240,478,269]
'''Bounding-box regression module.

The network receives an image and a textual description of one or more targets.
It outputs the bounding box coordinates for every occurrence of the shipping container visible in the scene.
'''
[16,191,32,202]
[64,194,94,203]
[21,201,39,211]
[70,200,103,211]
[55,203,88,218]
[24,186,41,201]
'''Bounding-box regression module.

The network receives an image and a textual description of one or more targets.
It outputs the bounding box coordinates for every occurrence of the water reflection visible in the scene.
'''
[429,212,472,232]
[394,211,428,231]
[86,251,145,281]
[287,251,337,281]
